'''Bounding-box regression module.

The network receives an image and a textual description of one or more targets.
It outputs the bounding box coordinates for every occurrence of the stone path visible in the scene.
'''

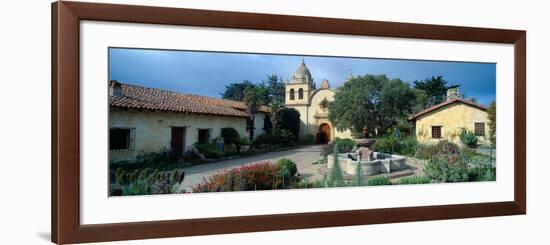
[178,145,325,192]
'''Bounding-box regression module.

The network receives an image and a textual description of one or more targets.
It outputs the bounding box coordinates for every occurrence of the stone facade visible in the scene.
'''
[284,60,353,142]
[410,97,491,146]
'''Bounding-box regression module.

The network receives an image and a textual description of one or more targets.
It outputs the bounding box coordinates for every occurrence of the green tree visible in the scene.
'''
[412,88,428,113]
[243,86,267,140]
[354,161,363,186]
[269,100,284,135]
[264,74,285,105]
[221,127,245,153]
[221,80,254,101]
[413,76,459,107]
[328,74,418,137]
[487,101,496,147]
[277,108,301,139]
[329,143,344,187]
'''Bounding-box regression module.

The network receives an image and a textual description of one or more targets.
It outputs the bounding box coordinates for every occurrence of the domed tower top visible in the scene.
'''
[291,59,313,84]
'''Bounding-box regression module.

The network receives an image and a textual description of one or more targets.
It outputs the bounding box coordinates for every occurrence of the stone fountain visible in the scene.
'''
[326,129,408,176]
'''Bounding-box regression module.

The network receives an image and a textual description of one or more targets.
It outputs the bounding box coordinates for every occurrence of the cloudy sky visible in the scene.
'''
[109,48,496,106]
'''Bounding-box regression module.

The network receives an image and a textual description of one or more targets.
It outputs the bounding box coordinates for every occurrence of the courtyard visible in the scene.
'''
[106,50,497,196]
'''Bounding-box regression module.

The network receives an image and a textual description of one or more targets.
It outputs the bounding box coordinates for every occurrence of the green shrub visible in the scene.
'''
[416,140,460,160]
[273,129,297,146]
[110,168,185,196]
[194,143,223,159]
[461,147,491,167]
[479,167,496,181]
[468,166,496,182]
[253,133,274,145]
[460,129,479,148]
[373,137,418,156]
[373,137,395,154]
[238,137,251,146]
[367,176,392,186]
[109,170,116,184]
[253,130,297,147]
[109,187,123,196]
[221,127,240,145]
[138,168,152,180]
[110,150,179,172]
[300,134,315,145]
[276,158,298,179]
[398,175,432,185]
[115,169,128,185]
[415,144,439,160]
[321,137,356,156]
[397,137,418,156]
[372,127,418,156]
[424,153,468,183]
[135,151,175,166]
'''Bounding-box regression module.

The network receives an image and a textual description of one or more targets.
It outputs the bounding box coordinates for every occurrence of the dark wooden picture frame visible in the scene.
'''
[51,1,526,244]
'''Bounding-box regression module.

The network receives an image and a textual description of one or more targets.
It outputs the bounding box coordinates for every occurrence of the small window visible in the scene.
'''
[289,89,295,100]
[110,128,135,150]
[298,88,304,99]
[475,123,485,136]
[431,126,442,139]
[198,129,210,144]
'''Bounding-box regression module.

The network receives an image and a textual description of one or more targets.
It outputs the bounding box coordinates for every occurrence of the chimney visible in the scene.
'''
[446,87,460,101]
[109,80,122,96]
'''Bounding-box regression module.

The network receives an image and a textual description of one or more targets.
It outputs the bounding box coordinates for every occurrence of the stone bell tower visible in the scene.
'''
[285,59,314,106]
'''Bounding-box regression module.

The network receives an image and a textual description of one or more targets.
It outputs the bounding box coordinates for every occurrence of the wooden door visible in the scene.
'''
[171,127,186,158]
[317,123,331,144]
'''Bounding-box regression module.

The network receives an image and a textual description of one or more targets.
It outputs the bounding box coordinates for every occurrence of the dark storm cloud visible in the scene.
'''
[109,48,496,106]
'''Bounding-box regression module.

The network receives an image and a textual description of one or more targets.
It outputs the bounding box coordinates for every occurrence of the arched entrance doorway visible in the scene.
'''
[316,123,331,144]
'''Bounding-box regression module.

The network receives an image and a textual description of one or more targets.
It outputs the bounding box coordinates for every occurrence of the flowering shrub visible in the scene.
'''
[424,151,468,183]
[416,140,460,160]
[191,162,283,192]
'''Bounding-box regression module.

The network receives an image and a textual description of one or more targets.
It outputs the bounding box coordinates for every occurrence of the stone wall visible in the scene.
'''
[327,153,407,176]
[414,103,490,146]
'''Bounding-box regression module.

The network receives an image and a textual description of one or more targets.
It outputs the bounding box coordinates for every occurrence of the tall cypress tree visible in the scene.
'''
[354,162,363,186]
[329,143,344,187]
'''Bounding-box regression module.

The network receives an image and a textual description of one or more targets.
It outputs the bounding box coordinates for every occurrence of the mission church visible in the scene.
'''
[284,59,353,143]
[284,59,491,146]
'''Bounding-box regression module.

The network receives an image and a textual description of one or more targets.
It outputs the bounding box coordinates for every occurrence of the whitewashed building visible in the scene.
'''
[108,81,268,162]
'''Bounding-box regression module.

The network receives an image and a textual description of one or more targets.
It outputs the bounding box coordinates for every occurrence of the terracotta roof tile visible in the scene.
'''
[408,98,488,120]
[109,82,268,117]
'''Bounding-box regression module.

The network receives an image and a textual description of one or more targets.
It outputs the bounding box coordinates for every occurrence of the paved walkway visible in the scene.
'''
[178,145,325,192]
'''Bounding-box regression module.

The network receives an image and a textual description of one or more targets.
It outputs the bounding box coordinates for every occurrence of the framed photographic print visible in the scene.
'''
[51,1,526,244]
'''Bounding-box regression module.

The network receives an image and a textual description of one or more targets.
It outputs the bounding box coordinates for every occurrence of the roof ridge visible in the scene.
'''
[120,82,232,102]
[408,98,488,120]
[109,81,268,117]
